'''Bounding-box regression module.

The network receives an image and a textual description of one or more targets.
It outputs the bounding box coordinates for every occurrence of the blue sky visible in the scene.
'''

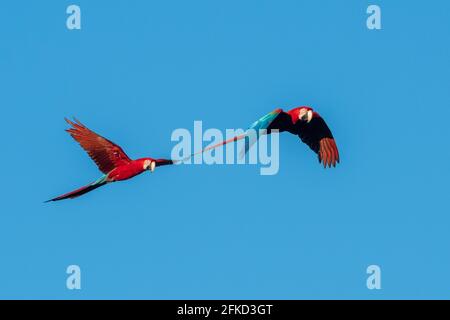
[0,0,449,299]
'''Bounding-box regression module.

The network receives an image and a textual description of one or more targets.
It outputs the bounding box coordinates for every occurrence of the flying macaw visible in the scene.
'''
[199,106,340,168]
[46,118,174,202]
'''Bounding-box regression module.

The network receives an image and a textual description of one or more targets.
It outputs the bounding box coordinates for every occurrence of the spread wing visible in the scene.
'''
[242,109,340,168]
[65,118,132,174]
[295,115,340,168]
[175,107,339,168]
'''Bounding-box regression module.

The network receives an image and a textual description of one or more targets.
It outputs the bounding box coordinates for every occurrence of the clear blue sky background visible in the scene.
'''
[0,0,449,299]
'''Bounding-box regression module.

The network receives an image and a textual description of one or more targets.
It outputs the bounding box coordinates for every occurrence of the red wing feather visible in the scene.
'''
[294,112,339,168]
[319,138,339,168]
[65,118,132,174]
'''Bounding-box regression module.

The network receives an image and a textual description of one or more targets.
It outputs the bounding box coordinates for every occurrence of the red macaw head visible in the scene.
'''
[288,106,314,124]
[142,158,156,172]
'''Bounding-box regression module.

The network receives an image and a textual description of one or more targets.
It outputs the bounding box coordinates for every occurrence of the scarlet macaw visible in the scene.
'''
[200,106,340,168]
[46,118,173,201]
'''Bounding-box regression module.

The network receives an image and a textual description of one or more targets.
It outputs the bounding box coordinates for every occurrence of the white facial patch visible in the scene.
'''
[150,161,156,172]
[298,108,307,119]
[143,159,151,170]
[307,110,313,122]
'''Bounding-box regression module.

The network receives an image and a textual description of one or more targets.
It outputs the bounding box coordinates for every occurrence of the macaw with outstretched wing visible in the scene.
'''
[197,106,340,168]
[46,118,174,202]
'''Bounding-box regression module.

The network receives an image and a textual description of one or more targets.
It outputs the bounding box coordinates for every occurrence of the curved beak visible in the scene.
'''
[150,161,156,172]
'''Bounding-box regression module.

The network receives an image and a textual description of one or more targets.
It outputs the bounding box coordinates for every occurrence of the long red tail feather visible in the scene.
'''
[174,134,247,163]
[46,176,108,202]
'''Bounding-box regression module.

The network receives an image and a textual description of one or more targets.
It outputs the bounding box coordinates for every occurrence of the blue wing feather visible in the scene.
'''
[240,109,282,157]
